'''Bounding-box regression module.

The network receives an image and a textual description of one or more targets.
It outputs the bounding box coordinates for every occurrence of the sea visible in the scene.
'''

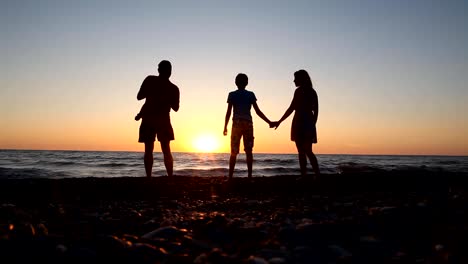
[0,149,467,179]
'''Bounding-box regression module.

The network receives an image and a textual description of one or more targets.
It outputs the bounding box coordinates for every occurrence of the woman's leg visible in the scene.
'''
[295,141,308,177]
[305,142,320,177]
[296,141,320,177]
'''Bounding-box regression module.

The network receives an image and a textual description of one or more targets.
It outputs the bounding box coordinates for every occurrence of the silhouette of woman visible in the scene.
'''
[272,70,320,178]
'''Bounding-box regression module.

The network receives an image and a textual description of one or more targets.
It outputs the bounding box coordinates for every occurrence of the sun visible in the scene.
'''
[193,134,220,153]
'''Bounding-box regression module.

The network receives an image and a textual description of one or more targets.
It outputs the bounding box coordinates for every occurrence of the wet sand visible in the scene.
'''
[1,173,467,263]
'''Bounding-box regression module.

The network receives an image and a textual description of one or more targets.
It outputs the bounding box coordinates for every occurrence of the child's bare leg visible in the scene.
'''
[229,153,237,179]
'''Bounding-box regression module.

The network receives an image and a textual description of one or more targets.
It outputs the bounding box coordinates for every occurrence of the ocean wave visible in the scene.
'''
[263,167,296,172]
[176,168,228,177]
[435,160,461,165]
[175,167,301,177]
[337,162,385,174]
[96,162,132,168]
[36,160,79,166]
[1,151,467,179]
[0,167,58,179]
[389,165,455,174]
[260,158,295,163]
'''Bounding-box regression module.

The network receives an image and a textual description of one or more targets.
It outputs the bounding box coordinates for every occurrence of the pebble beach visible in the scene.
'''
[1,173,467,263]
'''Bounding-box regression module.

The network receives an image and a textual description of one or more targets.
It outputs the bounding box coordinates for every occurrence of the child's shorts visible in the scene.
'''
[230,119,254,154]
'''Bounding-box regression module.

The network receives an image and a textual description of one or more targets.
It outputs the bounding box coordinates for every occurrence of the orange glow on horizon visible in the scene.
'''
[192,134,221,153]
[1,107,467,155]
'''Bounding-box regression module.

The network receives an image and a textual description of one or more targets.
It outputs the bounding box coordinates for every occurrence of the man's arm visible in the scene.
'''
[137,76,151,100]
[171,86,180,112]
[253,102,271,125]
[223,103,233,136]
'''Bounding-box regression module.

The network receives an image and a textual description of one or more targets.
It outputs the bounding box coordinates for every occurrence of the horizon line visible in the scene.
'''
[0,148,467,157]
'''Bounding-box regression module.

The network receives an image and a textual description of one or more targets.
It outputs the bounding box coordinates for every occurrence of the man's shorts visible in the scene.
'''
[138,117,174,143]
[231,119,254,154]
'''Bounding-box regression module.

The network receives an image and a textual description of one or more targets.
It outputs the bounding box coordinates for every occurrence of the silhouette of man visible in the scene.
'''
[137,60,179,177]
[223,73,271,180]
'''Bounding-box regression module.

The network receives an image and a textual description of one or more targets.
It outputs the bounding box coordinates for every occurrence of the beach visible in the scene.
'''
[1,172,467,263]
[4,0,468,263]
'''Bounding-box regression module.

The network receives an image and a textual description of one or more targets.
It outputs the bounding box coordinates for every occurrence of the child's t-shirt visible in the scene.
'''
[227,89,257,122]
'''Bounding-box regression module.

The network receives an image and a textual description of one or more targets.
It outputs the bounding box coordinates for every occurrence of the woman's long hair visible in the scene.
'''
[294,69,313,90]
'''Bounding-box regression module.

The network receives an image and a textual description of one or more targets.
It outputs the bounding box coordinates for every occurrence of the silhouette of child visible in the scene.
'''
[223,73,272,180]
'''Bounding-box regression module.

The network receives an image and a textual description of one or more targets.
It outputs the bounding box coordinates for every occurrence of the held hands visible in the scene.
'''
[269,121,280,130]
[225,120,279,135]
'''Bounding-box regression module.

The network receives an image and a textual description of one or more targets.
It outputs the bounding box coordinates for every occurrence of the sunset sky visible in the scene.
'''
[2,0,467,155]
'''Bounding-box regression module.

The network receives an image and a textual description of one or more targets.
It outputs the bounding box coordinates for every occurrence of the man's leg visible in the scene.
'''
[246,151,253,178]
[160,140,173,177]
[144,142,154,177]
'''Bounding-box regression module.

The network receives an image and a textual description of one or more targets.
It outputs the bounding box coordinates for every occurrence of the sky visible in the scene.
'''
[1,0,467,155]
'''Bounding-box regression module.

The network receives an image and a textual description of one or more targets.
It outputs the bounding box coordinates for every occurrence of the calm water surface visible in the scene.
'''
[0,150,467,179]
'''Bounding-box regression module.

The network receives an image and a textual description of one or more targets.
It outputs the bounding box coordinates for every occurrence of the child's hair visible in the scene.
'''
[235,73,248,88]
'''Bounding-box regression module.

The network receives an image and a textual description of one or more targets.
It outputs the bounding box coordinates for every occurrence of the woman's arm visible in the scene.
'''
[274,93,296,129]
[275,105,294,129]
